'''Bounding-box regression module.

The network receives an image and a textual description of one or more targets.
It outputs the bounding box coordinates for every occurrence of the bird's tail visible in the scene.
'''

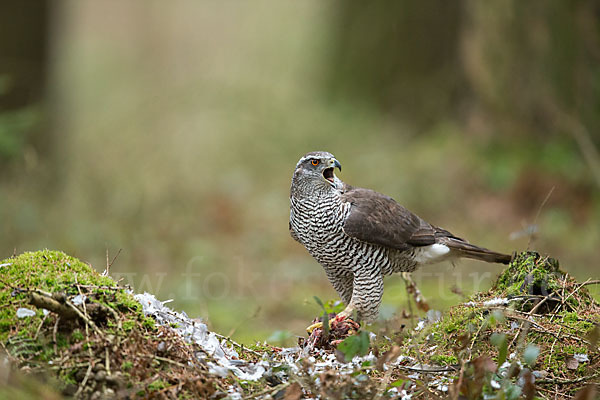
[441,237,512,264]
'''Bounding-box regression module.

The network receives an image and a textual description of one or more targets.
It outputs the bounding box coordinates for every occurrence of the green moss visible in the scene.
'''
[494,251,562,296]
[122,320,135,332]
[491,251,596,312]
[71,329,84,342]
[0,250,162,394]
[122,361,133,371]
[147,379,167,391]
[142,317,156,330]
[0,250,152,341]
[428,306,483,344]
[404,251,600,376]
[430,354,458,365]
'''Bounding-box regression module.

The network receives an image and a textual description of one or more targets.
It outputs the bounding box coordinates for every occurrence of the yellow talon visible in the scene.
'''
[306,321,323,333]
[306,317,339,333]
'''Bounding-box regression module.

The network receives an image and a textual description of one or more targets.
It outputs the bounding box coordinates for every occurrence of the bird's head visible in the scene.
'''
[291,151,343,197]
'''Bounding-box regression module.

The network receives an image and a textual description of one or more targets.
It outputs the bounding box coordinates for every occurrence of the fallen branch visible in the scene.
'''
[537,372,600,385]
[213,333,263,358]
[28,290,109,338]
[395,364,458,373]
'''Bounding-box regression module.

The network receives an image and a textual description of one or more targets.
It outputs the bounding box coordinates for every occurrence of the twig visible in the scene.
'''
[553,272,570,317]
[375,366,395,399]
[103,248,122,276]
[227,306,261,338]
[52,316,59,355]
[74,284,123,291]
[493,306,595,324]
[48,362,93,371]
[395,364,458,373]
[74,362,92,398]
[578,279,600,287]
[243,381,290,399]
[74,274,96,397]
[537,372,600,385]
[213,333,263,358]
[547,327,561,370]
[33,312,49,341]
[563,278,597,307]
[468,317,486,360]
[504,314,590,345]
[105,347,111,377]
[29,290,105,338]
[150,355,188,369]
[509,294,550,349]
[528,186,555,249]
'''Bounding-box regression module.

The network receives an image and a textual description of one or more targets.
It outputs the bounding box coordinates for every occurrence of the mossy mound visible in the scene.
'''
[493,251,591,312]
[0,250,228,399]
[403,251,600,398]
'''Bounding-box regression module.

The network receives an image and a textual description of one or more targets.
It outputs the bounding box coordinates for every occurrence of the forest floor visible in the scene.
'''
[0,250,598,399]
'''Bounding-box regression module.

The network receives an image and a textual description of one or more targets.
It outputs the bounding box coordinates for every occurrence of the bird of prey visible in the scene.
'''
[289,151,511,323]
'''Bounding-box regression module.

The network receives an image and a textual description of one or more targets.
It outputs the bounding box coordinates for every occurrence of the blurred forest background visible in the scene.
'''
[1,1,599,345]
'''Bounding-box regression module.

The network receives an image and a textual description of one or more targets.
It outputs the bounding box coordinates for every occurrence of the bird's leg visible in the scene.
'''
[345,267,384,323]
[337,303,357,320]
[327,270,354,306]
[307,271,353,333]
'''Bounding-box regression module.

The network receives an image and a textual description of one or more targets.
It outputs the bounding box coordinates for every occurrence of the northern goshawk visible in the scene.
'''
[289,151,511,322]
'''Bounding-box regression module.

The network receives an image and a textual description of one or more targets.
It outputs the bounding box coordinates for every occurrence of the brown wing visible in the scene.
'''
[341,187,448,250]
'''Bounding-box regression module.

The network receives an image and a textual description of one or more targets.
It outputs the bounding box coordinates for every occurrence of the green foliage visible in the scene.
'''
[147,379,167,391]
[490,333,508,366]
[522,344,539,367]
[313,296,329,336]
[337,330,370,362]
[503,384,522,400]
[323,299,345,315]
[71,329,84,342]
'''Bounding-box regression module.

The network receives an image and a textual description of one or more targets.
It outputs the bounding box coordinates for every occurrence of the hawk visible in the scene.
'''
[289,151,511,322]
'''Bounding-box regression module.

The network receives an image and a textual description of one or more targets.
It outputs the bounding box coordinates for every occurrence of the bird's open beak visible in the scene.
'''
[323,158,341,184]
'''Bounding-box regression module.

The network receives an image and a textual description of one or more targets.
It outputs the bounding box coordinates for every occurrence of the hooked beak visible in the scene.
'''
[323,158,341,183]
[332,158,342,171]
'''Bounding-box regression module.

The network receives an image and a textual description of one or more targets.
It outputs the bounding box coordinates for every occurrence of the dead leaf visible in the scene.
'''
[284,382,302,400]
[573,384,597,400]
[565,356,579,370]
[453,333,470,352]
[472,355,496,374]
[522,370,536,400]
[586,324,599,352]
[376,345,402,371]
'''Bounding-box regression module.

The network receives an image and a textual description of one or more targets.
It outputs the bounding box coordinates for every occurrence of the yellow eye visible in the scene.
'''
[311,159,320,166]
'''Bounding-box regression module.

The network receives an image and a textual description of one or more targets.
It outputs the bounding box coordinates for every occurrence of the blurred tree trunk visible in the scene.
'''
[460,0,600,185]
[327,1,600,146]
[461,0,600,139]
[326,0,464,129]
[0,1,50,170]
